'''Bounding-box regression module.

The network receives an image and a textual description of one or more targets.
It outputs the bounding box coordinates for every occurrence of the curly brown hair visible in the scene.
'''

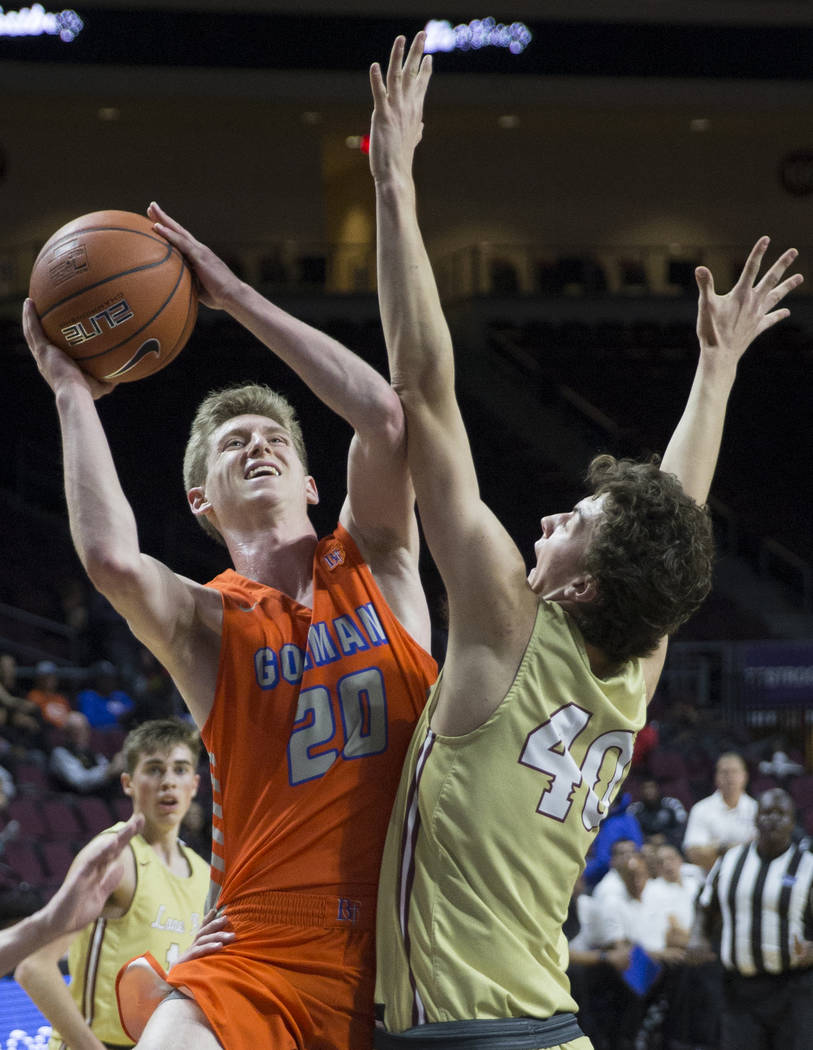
[183,382,308,545]
[572,454,714,665]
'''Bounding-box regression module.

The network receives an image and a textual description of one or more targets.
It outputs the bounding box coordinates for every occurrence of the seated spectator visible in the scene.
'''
[683,751,757,873]
[583,792,644,890]
[49,711,124,795]
[0,652,45,754]
[593,837,640,904]
[76,660,134,729]
[629,777,687,847]
[648,844,701,936]
[655,841,704,894]
[597,852,689,966]
[27,659,73,728]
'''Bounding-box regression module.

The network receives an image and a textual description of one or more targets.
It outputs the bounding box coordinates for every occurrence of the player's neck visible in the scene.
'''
[228,523,318,606]
[143,824,187,874]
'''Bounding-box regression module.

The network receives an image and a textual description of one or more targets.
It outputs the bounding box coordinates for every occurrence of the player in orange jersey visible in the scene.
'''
[22,200,436,1050]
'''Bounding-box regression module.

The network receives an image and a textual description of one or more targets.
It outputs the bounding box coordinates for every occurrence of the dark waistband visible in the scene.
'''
[373,1014,584,1050]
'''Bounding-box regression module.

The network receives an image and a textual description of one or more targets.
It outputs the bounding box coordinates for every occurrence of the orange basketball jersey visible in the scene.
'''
[203,523,437,906]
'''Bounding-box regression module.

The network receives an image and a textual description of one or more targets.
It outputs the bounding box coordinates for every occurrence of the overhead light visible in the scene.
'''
[497,115,520,129]
[690,118,711,133]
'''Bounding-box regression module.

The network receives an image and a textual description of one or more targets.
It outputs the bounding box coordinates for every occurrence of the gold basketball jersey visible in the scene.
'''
[50,826,209,1048]
[376,599,646,1032]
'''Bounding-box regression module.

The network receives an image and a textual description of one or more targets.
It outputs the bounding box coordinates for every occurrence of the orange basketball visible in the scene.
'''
[28,209,198,383]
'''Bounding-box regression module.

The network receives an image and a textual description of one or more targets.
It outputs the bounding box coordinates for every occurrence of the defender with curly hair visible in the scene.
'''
[370,32,802,1050]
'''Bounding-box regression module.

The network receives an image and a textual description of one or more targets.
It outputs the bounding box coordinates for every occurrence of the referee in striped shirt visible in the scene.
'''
[689,787,813,1049]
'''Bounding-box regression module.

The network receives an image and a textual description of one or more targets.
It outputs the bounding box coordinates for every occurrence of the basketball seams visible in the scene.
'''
[30,209,198,383]
[38,241,176,320]
[72,253,190,364]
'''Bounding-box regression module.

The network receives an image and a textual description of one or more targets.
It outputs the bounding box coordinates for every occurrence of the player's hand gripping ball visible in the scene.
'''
[28,210,198,383]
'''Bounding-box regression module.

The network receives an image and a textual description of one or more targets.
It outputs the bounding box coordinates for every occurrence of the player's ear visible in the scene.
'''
[188,486,211,517]
[305,476,319,506]
[121,771,132,797]
[564,574,598,605]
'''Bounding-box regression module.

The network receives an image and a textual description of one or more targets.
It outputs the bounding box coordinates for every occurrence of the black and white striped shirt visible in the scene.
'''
[700,841,813,976]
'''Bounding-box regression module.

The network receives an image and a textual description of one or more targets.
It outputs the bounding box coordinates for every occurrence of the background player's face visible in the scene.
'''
[527,494,603,602]
[122,744,199,831]
[199,413,318,530]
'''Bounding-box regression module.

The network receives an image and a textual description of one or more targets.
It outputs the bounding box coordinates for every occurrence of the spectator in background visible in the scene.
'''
[630,777,688,847]
[683,752,756,873]
[49,710,125,795]
[76,659,135,729]
[593,837,640,905]
[26,659,73,729]
[584,792,644,890]
[654,841,704,900]
[0,652,44,756]
[689,788,813,1050]
[598,852,689,966]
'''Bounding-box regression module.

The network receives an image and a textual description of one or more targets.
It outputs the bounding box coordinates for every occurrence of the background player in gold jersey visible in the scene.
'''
[368,32,803,1050]
[15,719,209,1050]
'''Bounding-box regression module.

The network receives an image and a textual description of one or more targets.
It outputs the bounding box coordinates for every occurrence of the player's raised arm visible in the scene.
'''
[146,204,425,608]
[370,34,530,625]
[661,237,802,505]
[639,239,802,695]
[22,302,221,727]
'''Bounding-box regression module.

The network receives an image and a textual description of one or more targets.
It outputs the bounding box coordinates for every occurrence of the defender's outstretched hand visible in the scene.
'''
[148,201,241,311]
[369,32,432,183]
[44,813,145,936]
[23,299,113,400]
[695,237,803,374]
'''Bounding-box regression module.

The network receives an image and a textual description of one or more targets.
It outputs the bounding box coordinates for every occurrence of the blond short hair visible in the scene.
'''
[183,382,308,544]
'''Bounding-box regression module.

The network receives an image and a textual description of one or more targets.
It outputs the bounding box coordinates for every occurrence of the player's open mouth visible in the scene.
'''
[245,464,281,479]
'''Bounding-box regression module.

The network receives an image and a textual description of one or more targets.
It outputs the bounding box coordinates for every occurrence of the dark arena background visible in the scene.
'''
[1,1,813,1047]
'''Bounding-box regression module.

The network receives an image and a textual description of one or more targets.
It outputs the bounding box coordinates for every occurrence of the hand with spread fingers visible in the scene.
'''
[695,237,803,378]
[369,32,433,185]
[147,201,242,311]
[174,908,236,965]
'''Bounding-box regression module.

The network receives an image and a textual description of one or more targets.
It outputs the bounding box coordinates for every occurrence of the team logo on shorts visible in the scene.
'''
[337,897,361,923]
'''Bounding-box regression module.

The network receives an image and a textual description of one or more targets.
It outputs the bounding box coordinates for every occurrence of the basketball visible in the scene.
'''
[28,209,198,383]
